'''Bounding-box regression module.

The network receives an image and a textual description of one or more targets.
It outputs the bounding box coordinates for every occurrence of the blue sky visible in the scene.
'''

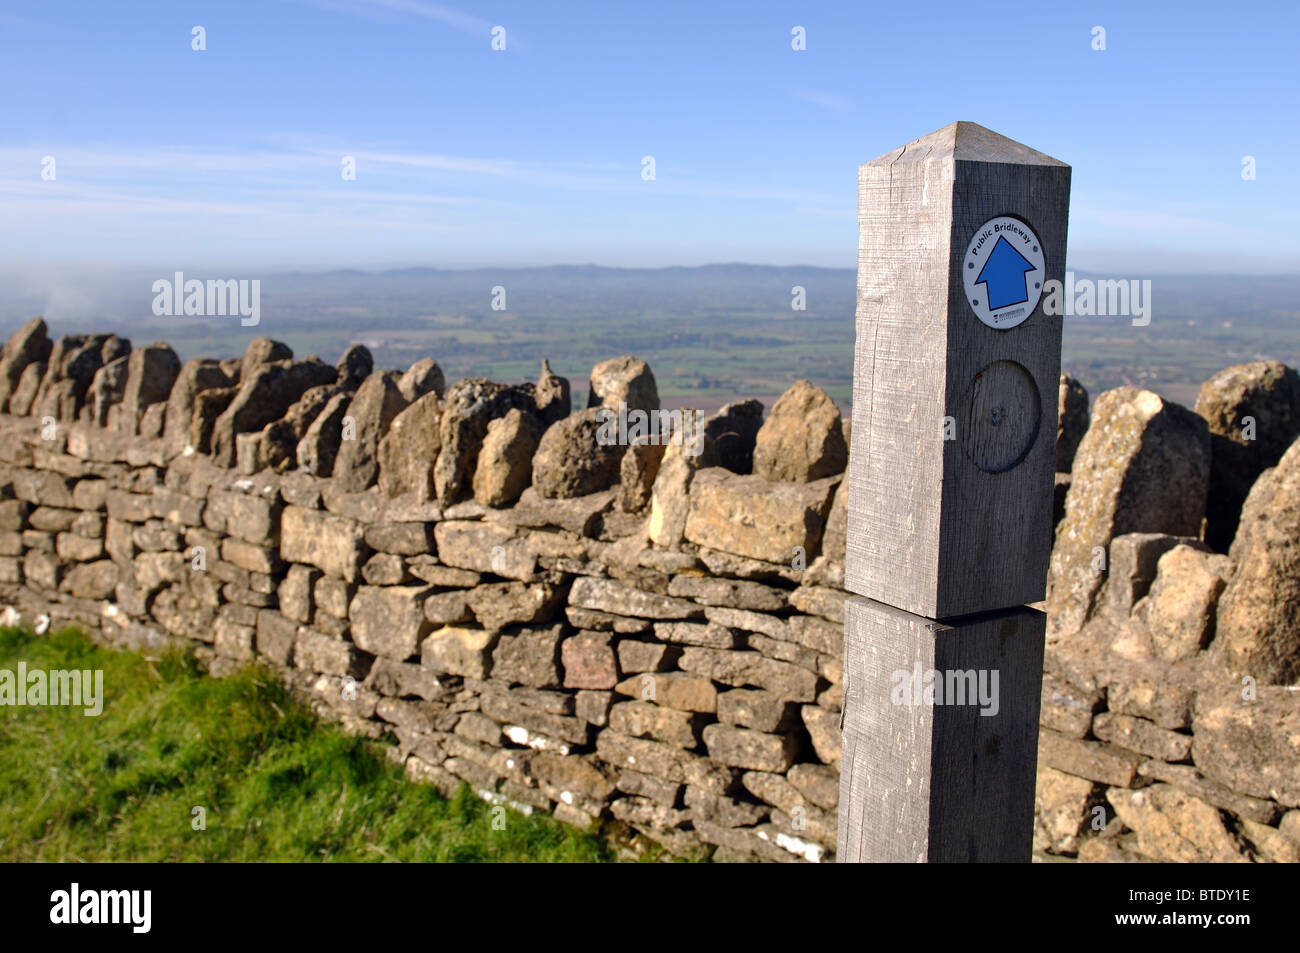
[1,0,1296,273]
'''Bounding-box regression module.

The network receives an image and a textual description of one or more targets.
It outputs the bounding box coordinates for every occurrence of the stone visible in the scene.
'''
[789,585,847,623]
[702,723,797,772]
[560,632,619,690]
[786,614,841,657]
[534,359,570,425]
[361,552,408,585]
[801,705,841,764]
[9,361,45,416]
[313,575,354,619]
[336,344,373,388]
[787,763,839,811]
[473,408,543,506]
[87,356,129,426]
[294,629,370,679]
[363,657,444,701]
[703,606,792,640]
[280,505,367,582]
[1093,712,1192,762]
[257,383,346,473]
[595,731,730,794]
[36,334,110,420]
[1215,437,1300,682]
[645,423,702,550]
[213,618,256,660]
[615,770,681,806]
[717,688,798,732]
[1039,673,1099,739]
[297,390,352,476]
[397,357,444,402]
[1136,761,1279,824]
[423,590,473,626]
[433,520,534,580]
[421,625,497,679]
[240,338,292,380]
[683,469,837,565]
[491,624,563,688]
[1037,729,1147,787]
[1194,361,1300,552]
[482,692,588,748]
[332,371,408,492]
[189,386,238,453]
[652,621,738,649]
[349,585,432,661]
[698,399,764,474]
[255,609,298,665]
[1106,784,1248,863]
[617,437,664,512]
[1135,544,1230,661]
[1103,657,1197,730]
[531,407,625,499]
[574,690,612,727]
[1094,533,1191,624]
[753,380,847,482]
[586,355,658,415]
[0,317,52,411]
[569,576,701,620]
[1046,388,1210,642]
[1033,765,1100,854]
[364,522,435,555]
[613,672,717,713]
[162,361,233,452]
[666,574,788,611]
[117,343,181,435]
[59,560,118,600]
[278,564,318,623]
[204,489,282,544]
[1056,373,1090,473]
[212,359,337,467]
[681,645,822,701]
[616,639,675,673]
[138,401,166,438]
[464,581,563,631]
[1192,685,1300,808]
[609,700,699,748]
[510,485,614,536]
[1240,818,1300,863]
[377,391,442,500]
[434,378,537,506]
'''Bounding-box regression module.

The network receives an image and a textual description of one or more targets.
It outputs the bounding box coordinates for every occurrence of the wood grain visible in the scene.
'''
[845,121,1071,619]
[838,596,1046,862]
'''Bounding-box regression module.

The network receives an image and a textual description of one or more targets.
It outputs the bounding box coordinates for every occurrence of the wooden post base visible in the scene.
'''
[837,596,1046,862]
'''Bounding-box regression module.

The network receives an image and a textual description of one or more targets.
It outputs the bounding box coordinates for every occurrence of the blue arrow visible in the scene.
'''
[975,236,1035,311]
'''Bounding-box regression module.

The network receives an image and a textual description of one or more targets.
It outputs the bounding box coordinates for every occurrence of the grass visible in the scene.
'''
[0,625,624,862]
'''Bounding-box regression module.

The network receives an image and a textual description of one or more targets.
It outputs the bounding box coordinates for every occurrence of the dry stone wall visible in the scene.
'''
[0,318,847,864]
[1039,364,1300,863]
[2,315,1298,864]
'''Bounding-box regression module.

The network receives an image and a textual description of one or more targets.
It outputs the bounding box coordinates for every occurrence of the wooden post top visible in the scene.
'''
[861,121,1069,171]
[846,122,1071,620]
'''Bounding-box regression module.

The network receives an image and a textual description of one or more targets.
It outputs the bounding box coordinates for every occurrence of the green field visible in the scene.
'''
[0,626,628,863]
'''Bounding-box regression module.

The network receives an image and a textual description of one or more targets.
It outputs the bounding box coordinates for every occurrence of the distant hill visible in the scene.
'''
[1,264,1296,413]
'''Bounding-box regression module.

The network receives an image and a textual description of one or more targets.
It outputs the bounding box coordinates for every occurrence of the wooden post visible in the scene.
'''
[838,122,1071,862]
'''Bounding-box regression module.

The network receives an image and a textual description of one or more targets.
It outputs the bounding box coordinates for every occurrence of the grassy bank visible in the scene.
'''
[0,625,621,862]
